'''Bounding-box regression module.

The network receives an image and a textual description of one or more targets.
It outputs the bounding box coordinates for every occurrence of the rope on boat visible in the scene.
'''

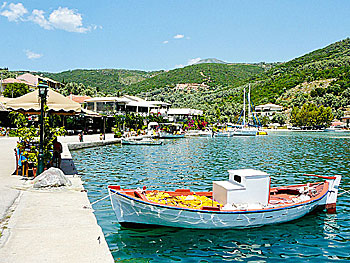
[83,194,111,209]
[338,188,350,196]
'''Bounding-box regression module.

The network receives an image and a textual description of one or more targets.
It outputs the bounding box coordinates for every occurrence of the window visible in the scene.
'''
[234,175,241,183]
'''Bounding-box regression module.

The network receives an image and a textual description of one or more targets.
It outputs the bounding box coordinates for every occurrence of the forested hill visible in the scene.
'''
[39,63,266,95]
[125,63,266,94]
[41,69,163,94]
[251,38,350,104]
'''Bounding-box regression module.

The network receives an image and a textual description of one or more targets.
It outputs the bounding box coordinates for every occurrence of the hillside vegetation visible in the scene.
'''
[252,38,350,104]
[126,63,266,94]
[41,69,163,94]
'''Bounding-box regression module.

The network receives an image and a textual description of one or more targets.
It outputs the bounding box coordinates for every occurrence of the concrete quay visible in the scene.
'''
[0,134,119,263]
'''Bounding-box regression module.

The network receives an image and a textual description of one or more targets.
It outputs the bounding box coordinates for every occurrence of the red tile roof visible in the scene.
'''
[67,94,92,104]
[2,78,34,86]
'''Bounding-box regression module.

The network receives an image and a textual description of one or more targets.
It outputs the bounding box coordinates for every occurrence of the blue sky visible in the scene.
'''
[0,0,349,72]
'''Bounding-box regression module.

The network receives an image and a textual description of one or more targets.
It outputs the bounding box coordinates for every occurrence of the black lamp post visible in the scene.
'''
[37,81,48,175]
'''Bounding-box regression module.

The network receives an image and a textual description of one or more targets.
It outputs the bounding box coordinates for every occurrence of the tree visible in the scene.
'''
[290,107,300,126]
[271,113,287,126]
[290,103,333,128]
[259,115,270,127]
[10,110,66,166]
[333,109,343,121]
[3,83,30,98]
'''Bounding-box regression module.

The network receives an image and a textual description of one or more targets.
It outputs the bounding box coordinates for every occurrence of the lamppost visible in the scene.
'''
[37,81,48,175]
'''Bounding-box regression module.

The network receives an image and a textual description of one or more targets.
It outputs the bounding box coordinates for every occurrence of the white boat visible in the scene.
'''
[185,130,212,137]
[214,131,232,137]
[324,127,350,132]
[230,85,268,136]
[158,123,185,139]
[121,138,163,145]
[108,169,341,229]
[229,125,258,136]
[213,124,232,137]
[158,131,185,139]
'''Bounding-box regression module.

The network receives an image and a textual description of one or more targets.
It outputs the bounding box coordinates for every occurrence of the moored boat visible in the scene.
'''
[214,131,231,137]
[324,127,350,132]
[185,130,212,137]
[230,84,268,137]
[257,130,268,136]
[229,126,258,136]
[158,131,185,139]
[121,138,163,145]
[108,169,341,229]
[158,123,185,139]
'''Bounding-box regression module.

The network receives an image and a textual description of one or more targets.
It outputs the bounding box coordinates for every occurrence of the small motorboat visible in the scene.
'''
[229,127,258,136]
[108,169,341,229]
[185,130,212,137]
[214,131,232,137]
[158,131,185,139]
[324,127,350,132]
[257,130,268,136]
[121,138,163,146]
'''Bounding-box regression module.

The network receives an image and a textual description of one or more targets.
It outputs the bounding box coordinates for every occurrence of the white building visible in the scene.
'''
[165,108,203,122]
[83,95,203,121]
[255,103,283,117]
[84,95,171,116]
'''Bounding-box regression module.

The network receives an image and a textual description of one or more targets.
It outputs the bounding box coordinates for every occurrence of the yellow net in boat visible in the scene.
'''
[145,191,221,209]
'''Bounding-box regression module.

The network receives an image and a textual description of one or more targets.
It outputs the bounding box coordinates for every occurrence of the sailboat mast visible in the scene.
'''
[248,84,251,125]
[243,86,246,126]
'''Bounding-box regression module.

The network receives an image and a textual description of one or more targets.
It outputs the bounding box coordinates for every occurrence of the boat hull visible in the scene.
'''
[121,139,162,145]
[215,132,231,137]
[230,129,257,136]
[108,188,328,229]
[158,132,185,139]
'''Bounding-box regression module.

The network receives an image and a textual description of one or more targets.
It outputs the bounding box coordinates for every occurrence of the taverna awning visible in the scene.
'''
[5,89,81,115]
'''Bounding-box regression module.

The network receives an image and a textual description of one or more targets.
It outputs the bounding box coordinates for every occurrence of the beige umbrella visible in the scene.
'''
[5,89,81,115]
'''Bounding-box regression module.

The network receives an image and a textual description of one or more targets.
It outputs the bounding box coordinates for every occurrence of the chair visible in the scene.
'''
[14,148,20,175]
[15,148,26,176]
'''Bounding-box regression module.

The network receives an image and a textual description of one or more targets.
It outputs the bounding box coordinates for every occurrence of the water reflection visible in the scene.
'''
[72,132,350,262]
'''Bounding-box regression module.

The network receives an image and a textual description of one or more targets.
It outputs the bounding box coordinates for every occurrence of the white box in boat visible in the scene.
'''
[213,169,270,206]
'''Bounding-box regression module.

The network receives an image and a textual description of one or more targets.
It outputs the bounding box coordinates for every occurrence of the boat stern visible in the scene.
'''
[325,175,342,213]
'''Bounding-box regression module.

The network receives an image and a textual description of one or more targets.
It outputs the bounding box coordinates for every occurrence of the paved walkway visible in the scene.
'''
[0,135,115,263]
[0,137,19,222]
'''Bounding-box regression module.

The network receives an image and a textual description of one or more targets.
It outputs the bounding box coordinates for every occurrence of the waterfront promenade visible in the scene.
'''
[0,134,118,263]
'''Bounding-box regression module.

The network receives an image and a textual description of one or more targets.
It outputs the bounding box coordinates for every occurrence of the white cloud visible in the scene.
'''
[1,2,7,9]
[49,7,90,33]
[30,9,52,30]
[174,34,184,39]
[25,50,42,59]
[0,2,27,22]
[1,3,97,33]
[175,57,201,68]
[163,40,169,44]
[188,57,201,65]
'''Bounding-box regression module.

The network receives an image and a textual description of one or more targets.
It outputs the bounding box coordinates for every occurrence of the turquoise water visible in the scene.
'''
[72,132,350,262]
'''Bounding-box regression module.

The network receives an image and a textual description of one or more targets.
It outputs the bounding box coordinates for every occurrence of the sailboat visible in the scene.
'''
[230,85,267,136]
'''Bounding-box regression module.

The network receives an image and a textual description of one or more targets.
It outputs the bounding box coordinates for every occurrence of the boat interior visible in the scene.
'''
[109,181,328,211]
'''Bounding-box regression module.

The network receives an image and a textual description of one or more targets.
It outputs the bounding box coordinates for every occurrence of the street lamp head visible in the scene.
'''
[38,81,48,97]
